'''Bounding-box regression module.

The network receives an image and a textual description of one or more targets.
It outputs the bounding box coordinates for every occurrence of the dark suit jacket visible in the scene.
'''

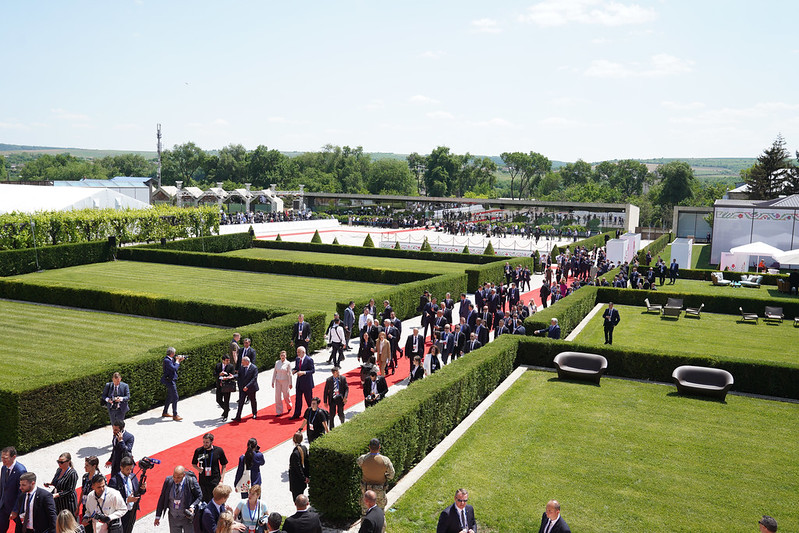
[359,505,385,533]
[409,366,425,383]
[101,381,130,416]
[363,377,388,400]
[14,487,56,533]
[602,308,620,328]
[293,356,315,391]
[458,298,472,319]
[293,322,311,345]
[1,461,26,515]
[436,503,476,533]
[160,356,180,384]
[201,501,224,533]
[109,431,135,475]
[155,474,202,519]
[283,510,322,533]
[537,513,570,533]
[108,471,143,510]
[464,340,482,354]
[404,334,424,359]
[474,325,489,346]
[237,346,257,369]
[323,375,349,405]
[237,364,259,392]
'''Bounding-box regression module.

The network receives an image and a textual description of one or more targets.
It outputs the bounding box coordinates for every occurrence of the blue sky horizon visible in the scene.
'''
[2,0,798,161]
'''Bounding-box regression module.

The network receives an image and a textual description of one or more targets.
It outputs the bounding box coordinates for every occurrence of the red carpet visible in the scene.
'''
[131,349,417,517]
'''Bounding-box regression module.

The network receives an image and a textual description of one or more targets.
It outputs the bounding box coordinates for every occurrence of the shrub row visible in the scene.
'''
[524,286,599,338]
[0,240,115,277]
[309,334,519,521]
[465,256,536,293]
[4,311,326,452]
[135,232,254,253]
[514,336,799,400]
[636,232,672,264]
[549,230,613,258]
[253,238,504,264]
[118,248,430,286]
[336,273,468,322]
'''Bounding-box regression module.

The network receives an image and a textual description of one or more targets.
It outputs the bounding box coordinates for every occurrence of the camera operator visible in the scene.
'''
[160,348,186,421]
[101,373,130,426]
[107,457,144,533]
[154,466,202,533]
[82,474,127,533]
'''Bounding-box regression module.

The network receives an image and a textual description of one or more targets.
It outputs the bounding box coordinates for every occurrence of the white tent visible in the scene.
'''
[730,241,783,269]
[0,184,151,215]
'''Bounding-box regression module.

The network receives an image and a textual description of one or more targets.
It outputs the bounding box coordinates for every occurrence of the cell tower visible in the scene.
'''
[156,123,163,188]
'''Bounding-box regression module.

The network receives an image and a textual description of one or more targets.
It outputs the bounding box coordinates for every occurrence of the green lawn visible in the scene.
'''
[575,304,799,365]
[387,371,799,532]
[661,243,712,269]
[9,261,386,315]
[0,299,216,391]
[224,248,471,274]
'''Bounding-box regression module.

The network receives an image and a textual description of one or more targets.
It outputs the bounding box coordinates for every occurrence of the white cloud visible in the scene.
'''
[520,0,657,27]
[585,53,693,78]
[427,111,454,120]
[51,108,90,121]
[211,118,229,126]
[419,50,446,59]
[471,18,502,33]
[409,94,439,105]
[112,123,141,131]
[661,101,705,111]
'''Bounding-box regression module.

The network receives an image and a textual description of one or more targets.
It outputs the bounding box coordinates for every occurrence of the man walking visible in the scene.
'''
[356,439,394,516]
[232,356,259,422]
[323,367,348,428]
[101,372,130,426]
[191,434,228,502]
[669,258,679,284]
[105,421,134,477]
[291,314,311,352]
[154,466,202,533]
[160,347,185,421]
[343,301,356,350]
[1,447,27,533]
[11,473,57,533]
[290,347,315,420]
[602,302,621,345]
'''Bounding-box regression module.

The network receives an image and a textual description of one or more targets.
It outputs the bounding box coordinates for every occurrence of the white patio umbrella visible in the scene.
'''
[730,241,783,270]
[774,248,799,265]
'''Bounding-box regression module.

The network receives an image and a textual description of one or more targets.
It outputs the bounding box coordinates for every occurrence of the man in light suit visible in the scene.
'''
[1,447,27,533]
[291,314,311,352]
[537,499,571,533]
[290,347,315,420]
[12,473,56,533]
[602,302,621,345]
[160,347,185,421]
[358,491,385,533]
[232,357,259,422]
[106,421,135,477]
[102,372,130,426]
[154,466,202,533]
[404,328,425,373]
[436,488,476,533]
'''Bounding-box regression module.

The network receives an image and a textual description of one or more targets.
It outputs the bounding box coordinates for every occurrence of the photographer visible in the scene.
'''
[160,348,186,421]
[154,466,202,533]
[101,373,129,426]
[81,474,126,533]
[107,457,144,533]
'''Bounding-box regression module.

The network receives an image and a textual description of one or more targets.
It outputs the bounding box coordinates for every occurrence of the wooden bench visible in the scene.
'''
[553,351,608,384]
[672,365,734,401]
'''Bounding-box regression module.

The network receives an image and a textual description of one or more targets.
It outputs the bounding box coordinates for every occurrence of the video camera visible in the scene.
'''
[137,456,160,471]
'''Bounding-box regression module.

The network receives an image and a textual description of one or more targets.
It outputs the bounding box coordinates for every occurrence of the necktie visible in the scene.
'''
[25,492,33,528]
[460,509,467,529]
[333,379,339,395]
[545,520,553,533]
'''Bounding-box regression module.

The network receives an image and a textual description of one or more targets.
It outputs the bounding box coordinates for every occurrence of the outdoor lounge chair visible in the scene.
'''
[644,298,663,314]
[740,274,763,288]
[672,365,734,401]
[685,303,704,318]
[711,272,732,286]
[764,306,784,324]
[662,298,683,317]
[553,351,608,384]
[739,307,758,324]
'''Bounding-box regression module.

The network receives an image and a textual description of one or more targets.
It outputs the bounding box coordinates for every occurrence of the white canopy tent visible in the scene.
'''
[0,184,151,214]
[729,241,783,269]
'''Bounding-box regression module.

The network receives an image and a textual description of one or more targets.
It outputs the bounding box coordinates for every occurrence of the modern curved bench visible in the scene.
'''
[671,365,734,401]
[553,351,608,384]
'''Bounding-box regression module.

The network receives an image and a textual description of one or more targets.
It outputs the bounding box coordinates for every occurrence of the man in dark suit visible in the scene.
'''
[537,499,570,533]
[381,300,393,322]
[452,324,466,360]
[602,302,621,345]
[436,488,476,533]
[154,466,202,533]
[291,314,312,352]
[359,491,385,533]
[11,472,57,533]
[480,306,492,332]
[494,319,509,340]
[323,367,349,428]
[464,333,481,355]
[383,319,400,373]
[290,347,315,420]
[236,338,256,371]
[534,318,561,340]
[106,421,134,477]
[458,293,471,320]
[474,319,489,346]
[363,371,388,408]
[508,282,520,309]
[102,372,130,426]
[432,309,448,340]
[343,301,357,350]
[232,356,259,422]
[282,494,322,533]
[404,328,425,372]
[200,484,234,533]
[438,325,453,364]
[423,297,439,339]
[466,304,477,330]
[669,259,679,284]
[1,447,27,533]
[160,347,185,421]
[108,457,144,533]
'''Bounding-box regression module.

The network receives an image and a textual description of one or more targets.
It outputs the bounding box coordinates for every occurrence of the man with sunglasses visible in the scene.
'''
[436,488,476,533]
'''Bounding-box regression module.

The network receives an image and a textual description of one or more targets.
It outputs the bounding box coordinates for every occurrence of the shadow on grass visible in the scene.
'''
[666,391,727,404]
[547,376,601,388]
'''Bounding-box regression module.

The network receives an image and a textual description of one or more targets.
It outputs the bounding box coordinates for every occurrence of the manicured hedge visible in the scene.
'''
[524,286,599,338]
[136,232,253,253]
[464,257,535,293]
[636,232,672,264]
[514,336,799,400]
[3,310,326,452]
[309,334,519,521]
[674,268,783,286]
[0,240,115,277]
[336,273,468,322]
[118,248,430,285]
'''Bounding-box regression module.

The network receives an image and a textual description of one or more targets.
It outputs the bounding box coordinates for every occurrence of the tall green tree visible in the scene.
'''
[161,142,206,185]
[97,154,155,177]
[248,145,294,189]
[424,146,461,197]
[559,159,593,187]
[744,134,794,199]
[611,160,651,197]
[407,152,427,194]
[518,151,551,198]
[500,152,527,199]
[656,160,695,206]
[366,159,414,195]
[215,144,249,183]
[19,153,106,181]
[0,155,8,180]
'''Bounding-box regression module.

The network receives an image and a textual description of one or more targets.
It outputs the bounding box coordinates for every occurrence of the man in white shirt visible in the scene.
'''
[358,308,373,332]
[82,474,128,533]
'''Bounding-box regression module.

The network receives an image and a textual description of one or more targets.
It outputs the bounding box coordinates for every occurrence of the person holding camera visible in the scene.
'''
[101,373,129,426]
[154,466,202,533]
[81,474,127,533]
[233,485,268,533]
[107,457,144,533]
[323,367,348,428]
[160,348,185,421]
[191,434,228,503]
[233,439,264,499]
[215,355,237,420]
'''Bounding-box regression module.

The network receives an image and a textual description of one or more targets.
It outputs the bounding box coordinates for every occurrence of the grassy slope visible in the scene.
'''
[575,304,799,365]
[223,248,470,274]
[388,371,799,533]
[0,299,215,390]
[9,261,385,315]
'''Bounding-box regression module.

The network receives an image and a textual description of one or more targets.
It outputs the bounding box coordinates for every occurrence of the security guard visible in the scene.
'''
[355,438,395,516]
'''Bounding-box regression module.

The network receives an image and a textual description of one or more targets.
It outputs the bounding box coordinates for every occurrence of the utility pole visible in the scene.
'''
[156,123,162,189]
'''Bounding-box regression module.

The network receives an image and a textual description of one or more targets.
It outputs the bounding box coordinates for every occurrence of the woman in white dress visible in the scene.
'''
[272,350,293,415]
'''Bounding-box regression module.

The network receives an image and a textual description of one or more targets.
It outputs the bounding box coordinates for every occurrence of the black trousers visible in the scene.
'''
[121,510,136,533]
[216,388,231,416]
[604,325,614,344]
[235,389,257,419]
[330,342,344,365]
[328,395,345,427]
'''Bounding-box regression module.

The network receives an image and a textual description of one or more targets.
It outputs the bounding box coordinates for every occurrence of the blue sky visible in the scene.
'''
[2,0,798,161]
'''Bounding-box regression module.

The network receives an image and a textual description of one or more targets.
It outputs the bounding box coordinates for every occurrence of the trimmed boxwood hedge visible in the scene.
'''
[137,232,253,253]
[464,256,535,293]
[0,240,115,277]
[3,310,325,452]
[309,334,519,521]
[117,248,431,285]
[524,286,599,338]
